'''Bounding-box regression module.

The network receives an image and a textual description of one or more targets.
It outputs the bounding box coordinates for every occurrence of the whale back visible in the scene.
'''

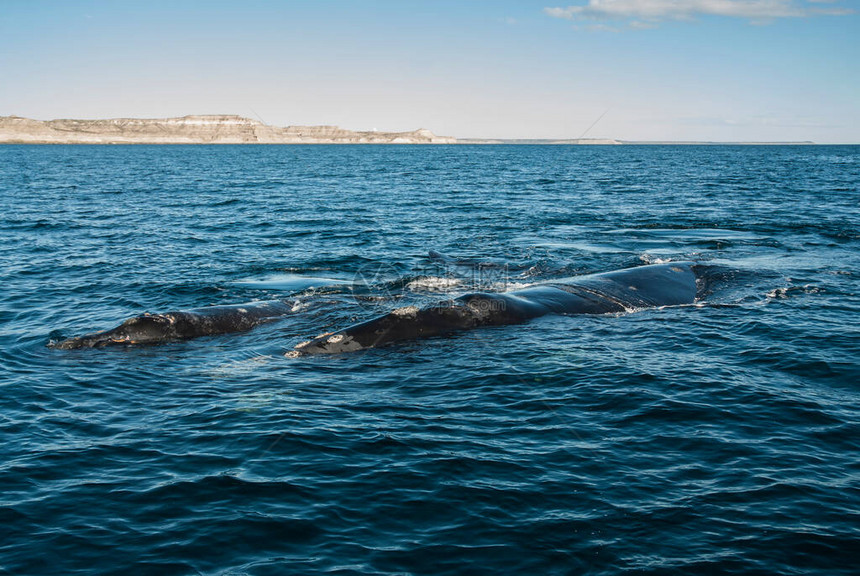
[52,300,294,349]
[294,262,700,355]
[547,261,697,309]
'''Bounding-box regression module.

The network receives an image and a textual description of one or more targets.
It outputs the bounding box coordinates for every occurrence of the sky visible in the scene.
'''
[1,0,857,142]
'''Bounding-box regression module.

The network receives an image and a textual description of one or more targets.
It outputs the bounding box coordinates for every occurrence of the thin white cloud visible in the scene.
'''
[681,114,833,128]
[588,22,622,31]
[544,0,854,25]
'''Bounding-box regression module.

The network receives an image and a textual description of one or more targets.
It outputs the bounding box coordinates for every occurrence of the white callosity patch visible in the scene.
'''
[391,306,420,317]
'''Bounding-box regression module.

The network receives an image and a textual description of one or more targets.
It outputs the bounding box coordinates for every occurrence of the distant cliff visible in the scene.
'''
[0,115,457,144]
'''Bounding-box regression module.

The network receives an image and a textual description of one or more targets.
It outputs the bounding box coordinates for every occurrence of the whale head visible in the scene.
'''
[288,302,486,356]
[288,331,367,356]
[51,314,182,349]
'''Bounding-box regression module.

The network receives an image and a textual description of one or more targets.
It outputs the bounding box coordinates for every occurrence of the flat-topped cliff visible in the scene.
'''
[0,115,457,144]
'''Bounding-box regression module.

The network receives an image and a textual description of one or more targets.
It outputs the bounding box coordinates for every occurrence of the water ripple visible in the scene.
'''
[1,144,858,575]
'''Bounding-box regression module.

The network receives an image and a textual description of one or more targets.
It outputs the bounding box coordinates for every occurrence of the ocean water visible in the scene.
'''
[1,144,858,575]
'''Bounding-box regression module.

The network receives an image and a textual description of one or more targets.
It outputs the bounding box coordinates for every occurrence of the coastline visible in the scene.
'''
[0,115,832,145]
[0,115,457,145]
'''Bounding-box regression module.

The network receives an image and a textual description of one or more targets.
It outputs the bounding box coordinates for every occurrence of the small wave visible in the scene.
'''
[213,197,241,207]
[500,281,533,291]
[234,274,351,292]
[766,284,823,300]
[206,355,274,378]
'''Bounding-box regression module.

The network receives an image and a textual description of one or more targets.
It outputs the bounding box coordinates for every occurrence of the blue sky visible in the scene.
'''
[1,0,857,142]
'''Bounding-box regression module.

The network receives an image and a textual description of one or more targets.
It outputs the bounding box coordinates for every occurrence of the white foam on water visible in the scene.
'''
[639,254,671,265]
[407,277,462,292]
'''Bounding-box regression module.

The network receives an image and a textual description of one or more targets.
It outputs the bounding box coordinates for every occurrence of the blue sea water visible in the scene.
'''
[0,144,858,575]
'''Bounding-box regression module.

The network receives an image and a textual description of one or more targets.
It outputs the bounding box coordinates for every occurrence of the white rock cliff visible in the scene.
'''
[0,115,457,144]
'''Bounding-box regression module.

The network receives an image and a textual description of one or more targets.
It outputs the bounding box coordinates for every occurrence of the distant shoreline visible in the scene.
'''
[0,142,834,146]
[457,139,818,146]
[0,115,456,145]
[0,115,836,145]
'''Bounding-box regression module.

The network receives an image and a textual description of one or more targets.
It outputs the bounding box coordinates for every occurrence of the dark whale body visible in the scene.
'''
[51,261,700,353]
[293,262,698,355]
[52,301,294,350]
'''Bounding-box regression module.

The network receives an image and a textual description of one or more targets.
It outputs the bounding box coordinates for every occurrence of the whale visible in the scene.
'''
[50,261,701,352]
[51,300,295,350]
[291,261,699,355]
[50,273,356,350]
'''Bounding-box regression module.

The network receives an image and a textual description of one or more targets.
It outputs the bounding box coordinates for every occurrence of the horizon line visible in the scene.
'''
[3,114,858,145]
